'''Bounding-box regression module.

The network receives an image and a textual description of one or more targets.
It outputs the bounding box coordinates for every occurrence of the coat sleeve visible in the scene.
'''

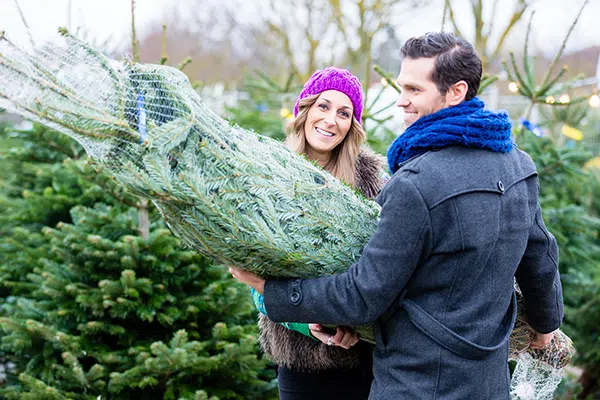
[515,203,564,334]
[250,287,316,340]
[264,175,431,326]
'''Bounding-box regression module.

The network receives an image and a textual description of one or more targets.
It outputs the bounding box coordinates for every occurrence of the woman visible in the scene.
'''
[250,67,388,400]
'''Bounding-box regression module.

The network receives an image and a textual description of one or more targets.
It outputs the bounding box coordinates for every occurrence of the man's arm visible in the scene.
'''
[515,203,564,334]
[264,176,431,326]
[250,287,316,339]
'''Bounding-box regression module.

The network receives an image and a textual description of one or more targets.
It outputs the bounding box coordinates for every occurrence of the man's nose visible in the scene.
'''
[396,92,408,108]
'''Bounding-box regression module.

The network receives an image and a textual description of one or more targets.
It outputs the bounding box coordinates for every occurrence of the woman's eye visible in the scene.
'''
[318,103,328,110]
[339,111,350,118]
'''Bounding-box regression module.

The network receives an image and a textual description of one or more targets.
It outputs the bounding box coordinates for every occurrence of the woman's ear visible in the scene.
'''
[446,80,469,106]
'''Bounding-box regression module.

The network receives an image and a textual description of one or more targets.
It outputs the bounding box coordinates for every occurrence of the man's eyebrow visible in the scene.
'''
[398,82,423,89]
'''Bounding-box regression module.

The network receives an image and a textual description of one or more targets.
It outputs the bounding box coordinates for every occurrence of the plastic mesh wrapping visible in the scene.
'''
[509,287,575,399]
[0,29,381,279]
[510,352,569,400]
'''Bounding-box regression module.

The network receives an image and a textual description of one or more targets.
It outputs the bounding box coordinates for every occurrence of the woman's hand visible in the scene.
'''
[309,324,359,349]
[228,267,265,294]
[530,330,555,350]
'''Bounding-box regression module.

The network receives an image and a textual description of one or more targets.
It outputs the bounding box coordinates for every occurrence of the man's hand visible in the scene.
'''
[530,330,555,350]
[228,267,265,294]
[309,324,359,349]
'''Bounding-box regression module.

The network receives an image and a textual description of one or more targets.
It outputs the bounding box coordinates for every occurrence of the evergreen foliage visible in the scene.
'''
[516,130,600,396]
[0,123,276,399]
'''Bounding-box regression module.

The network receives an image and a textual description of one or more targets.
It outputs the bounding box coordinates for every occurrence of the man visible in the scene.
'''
[230,32,563,399]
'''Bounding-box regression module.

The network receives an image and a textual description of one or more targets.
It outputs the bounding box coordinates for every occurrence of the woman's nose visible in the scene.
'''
[323,111,336,125]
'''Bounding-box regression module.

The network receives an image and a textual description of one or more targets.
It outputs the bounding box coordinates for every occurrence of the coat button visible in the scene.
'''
[290,292,301,303]
[497,180,505,192]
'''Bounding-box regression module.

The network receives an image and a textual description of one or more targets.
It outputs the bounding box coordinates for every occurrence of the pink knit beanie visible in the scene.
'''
[293,67,364,124]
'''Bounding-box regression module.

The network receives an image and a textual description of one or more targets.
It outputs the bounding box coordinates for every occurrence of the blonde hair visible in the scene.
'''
[284,93,366,186]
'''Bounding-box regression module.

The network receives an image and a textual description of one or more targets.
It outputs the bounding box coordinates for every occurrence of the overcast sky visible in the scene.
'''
[1,0,599,57]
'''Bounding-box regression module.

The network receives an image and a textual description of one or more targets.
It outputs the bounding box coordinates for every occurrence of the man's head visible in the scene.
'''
[395,32,482,127]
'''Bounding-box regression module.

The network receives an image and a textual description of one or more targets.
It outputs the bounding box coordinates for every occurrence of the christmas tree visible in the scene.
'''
[0,28,381,282]
[496,7,600,395]
[0,123,277,399]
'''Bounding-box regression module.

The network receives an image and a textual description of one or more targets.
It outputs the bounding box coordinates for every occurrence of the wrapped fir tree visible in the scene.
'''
[0,29,379,281]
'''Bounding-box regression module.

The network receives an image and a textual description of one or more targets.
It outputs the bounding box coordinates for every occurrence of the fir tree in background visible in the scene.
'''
[0,123,276,399]
[497,6,600,393]
[0,124,101,299]
[225,71,300,142]
[517,129,600,398]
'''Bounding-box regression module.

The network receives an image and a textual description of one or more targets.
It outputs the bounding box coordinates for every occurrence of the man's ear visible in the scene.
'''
[446,80,468,106]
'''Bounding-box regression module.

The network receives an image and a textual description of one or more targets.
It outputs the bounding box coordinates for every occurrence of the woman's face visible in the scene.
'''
[303,90,353,156]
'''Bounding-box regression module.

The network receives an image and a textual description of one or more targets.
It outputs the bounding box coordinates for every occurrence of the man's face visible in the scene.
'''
[395,57,448,127]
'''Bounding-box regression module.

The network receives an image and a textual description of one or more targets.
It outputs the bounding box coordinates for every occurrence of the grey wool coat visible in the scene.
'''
[264,146,564,400]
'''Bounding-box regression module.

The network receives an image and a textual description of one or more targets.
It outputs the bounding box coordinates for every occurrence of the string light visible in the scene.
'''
[279,107,292,119]
[546,96,555,104]
[559,94,571,104]
[380,77,388,87]
[589,94,600,108]
[508,82,519,93]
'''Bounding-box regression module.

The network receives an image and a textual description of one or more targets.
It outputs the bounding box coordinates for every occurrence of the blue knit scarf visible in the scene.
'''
[387,97,513,173]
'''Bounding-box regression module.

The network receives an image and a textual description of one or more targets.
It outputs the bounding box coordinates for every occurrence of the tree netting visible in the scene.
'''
[0,29,574,397]
[0,29,379,280]
[509,288,575,399]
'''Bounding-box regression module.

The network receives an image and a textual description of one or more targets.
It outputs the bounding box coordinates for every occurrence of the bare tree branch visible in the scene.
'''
[444,0,529,69]
[445,0,465,39]
[488,0,528,64]
[441,0,449,29]
[472,0,484,53]
[267,21,302,79]
[131,0,140,62]
[137,199,150,240]
[485,0,501,37]
[13,0,35,47]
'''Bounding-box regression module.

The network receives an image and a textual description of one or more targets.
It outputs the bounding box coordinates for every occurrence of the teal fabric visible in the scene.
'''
[251,287,268,315]
[250,287,316,340]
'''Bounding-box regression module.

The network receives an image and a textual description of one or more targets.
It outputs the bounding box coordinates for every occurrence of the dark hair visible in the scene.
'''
[400,32,482,101]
